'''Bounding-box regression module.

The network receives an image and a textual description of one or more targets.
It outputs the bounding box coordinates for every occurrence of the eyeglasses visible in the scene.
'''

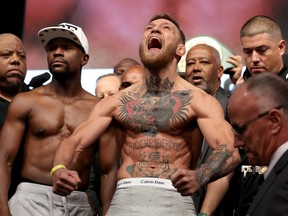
[120,82,132,89]
[231,105,283,136]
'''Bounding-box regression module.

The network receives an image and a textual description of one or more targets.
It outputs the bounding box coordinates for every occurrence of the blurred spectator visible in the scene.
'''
[95,73,121,99]
[119,64,145,90]
[113,58,140,76]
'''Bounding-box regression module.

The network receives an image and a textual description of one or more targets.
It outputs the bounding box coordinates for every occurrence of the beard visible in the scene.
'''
[3,74,25,91]
[1,80,24,94]
[139,41,177,71]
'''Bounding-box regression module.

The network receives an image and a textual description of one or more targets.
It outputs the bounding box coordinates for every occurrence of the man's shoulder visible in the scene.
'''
[81,91,98,103]
[278,64,288,81]
[216,87,231,98]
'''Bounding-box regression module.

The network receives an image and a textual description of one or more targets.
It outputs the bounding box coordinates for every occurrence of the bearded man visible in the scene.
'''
[51,13,240,216]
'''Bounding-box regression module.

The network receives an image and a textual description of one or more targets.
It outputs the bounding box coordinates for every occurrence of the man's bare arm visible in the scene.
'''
[52,99,115,195]
[171,92,240,195]
[200,173,233,215]
[98,124,119,215]
[0,95,28,216]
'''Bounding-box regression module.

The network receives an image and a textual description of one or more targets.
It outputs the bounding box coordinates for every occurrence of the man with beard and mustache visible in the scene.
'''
[0,23,100,216]
[50,14,240,216]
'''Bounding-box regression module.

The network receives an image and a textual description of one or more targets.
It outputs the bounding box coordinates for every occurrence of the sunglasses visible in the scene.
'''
[231,105,283,136]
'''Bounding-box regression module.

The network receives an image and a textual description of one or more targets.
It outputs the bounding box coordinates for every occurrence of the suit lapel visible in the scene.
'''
[247,150,288,215]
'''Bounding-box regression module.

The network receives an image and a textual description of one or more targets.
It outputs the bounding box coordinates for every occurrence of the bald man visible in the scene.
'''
[119,65,146,90]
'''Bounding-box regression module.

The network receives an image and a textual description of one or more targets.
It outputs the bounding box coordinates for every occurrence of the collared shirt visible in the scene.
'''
[264,141,288,179]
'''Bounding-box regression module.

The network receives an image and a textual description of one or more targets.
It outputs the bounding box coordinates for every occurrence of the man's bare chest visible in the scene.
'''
[116,89,193,136]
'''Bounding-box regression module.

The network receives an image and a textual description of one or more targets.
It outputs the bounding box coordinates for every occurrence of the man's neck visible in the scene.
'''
[145,75,174,92]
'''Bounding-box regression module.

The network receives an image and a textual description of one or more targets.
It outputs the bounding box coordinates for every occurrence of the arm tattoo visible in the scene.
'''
[195,144,233,186]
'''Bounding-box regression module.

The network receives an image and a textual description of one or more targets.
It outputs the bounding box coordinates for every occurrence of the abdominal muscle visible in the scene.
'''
[117,134,193,180]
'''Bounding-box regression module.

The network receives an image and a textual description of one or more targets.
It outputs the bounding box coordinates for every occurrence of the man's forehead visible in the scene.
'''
[148,18,176,26]
[46,37,84,51]
[149,18,169,22]
[230,85,252,106]
[241,33,272,44]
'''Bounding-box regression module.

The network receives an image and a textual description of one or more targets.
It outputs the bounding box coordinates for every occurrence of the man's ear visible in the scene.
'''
[176,44,186,57]
[81,54,89,66]
[269,109,282,135]
[217,65,224,79]
[279,39,286,55]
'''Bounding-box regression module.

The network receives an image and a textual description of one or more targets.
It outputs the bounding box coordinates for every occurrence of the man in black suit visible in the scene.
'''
[228,72,288,216]
[184,43,242,215]
[224,15,288,216]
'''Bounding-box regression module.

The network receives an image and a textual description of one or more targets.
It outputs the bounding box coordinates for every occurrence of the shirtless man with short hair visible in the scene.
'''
[0,23,98,216]
[52,13,240,216]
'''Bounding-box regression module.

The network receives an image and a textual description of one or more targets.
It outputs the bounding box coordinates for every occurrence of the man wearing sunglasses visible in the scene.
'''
[227,72,288,215]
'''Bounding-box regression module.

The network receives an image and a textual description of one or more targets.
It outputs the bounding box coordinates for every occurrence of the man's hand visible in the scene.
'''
[226,55,244,85]
[52,169,81,196]
[171,169,201,196]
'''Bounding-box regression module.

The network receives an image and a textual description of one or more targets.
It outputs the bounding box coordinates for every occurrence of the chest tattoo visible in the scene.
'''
[118,88,192,136]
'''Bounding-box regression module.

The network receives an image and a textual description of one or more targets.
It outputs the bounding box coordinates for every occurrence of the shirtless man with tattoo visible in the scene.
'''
[51,13,240,216]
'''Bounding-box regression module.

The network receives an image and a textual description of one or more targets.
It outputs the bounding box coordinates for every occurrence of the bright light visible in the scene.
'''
[25,68,113,95]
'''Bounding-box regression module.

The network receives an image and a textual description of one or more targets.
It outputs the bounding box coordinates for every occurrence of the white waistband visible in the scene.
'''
[116,178,176,190]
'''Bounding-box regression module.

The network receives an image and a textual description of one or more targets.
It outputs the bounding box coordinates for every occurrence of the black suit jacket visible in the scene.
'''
[246,149,288,216]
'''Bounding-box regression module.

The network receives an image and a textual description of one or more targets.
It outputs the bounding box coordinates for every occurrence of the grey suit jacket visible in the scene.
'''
[246,150,288,216]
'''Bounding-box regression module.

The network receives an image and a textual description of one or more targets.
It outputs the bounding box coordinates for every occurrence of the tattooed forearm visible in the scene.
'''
[194,144,233,186]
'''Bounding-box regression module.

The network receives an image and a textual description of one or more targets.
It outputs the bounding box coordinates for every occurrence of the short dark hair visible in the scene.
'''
[240,15,282,42]
[149,13,186,44]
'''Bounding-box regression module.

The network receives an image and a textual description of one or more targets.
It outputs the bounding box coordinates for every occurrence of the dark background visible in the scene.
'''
[0,0,26,39]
